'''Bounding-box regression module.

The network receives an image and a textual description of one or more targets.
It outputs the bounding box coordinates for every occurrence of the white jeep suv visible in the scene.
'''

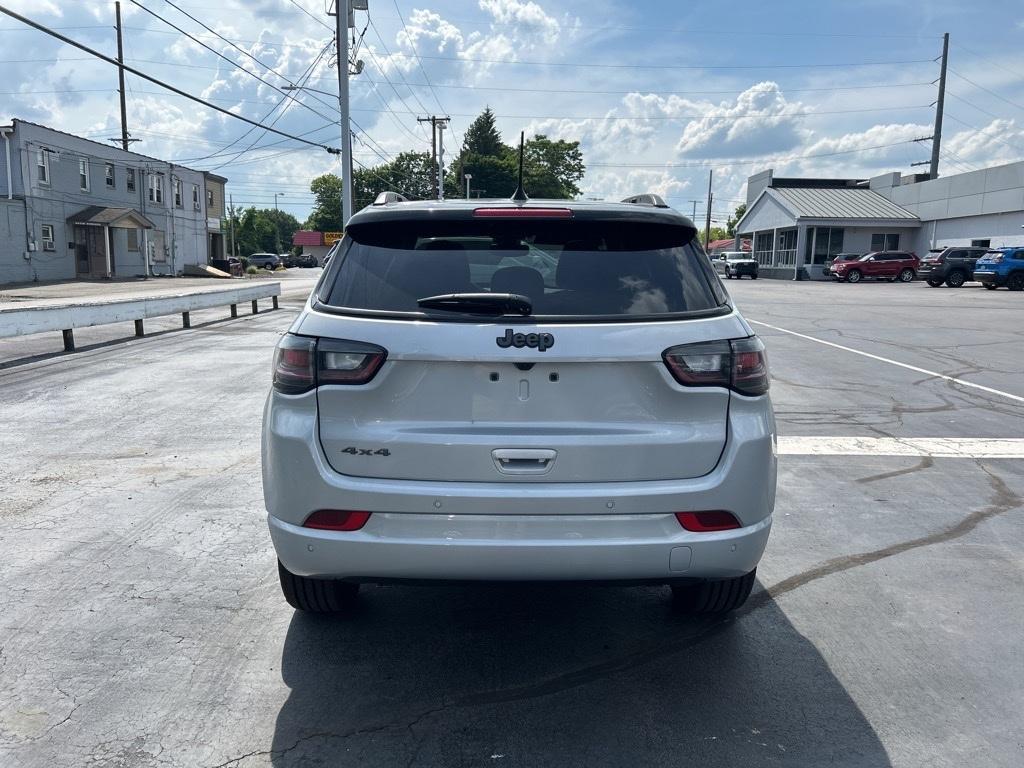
[262,193,776,614]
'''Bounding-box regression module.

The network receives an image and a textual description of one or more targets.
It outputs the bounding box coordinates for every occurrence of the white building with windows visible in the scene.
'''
[0,119,219,284]
[734,162,1024,279]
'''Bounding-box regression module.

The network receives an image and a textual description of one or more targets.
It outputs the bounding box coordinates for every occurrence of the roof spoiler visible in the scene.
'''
[373,191,409,206]
[620,193,670,208]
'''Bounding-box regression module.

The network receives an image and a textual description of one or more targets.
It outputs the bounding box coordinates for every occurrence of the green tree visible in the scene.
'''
[305,174,343,232]
[228,207,298,256]
[701,226,729,246]
[726,202,747,237]
[523,134,585,198]
[461,106,504,157]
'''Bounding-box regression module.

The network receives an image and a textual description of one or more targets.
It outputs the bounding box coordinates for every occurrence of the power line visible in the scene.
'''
[943,113,1024,155]
[0,3,339,155]
[947,68,1024,114]
[127,0,337,124]
[365,52,937,70]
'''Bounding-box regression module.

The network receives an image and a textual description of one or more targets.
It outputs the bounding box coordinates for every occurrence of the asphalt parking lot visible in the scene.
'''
[1,276,1022,767]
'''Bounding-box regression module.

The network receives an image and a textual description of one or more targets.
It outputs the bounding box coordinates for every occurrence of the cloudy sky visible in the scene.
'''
[3,0,1024,224]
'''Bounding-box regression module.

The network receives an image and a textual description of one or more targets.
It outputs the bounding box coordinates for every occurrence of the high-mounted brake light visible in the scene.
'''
[303,510,371,531]
[676,511,741,532]
[473,208,573,218]
[662,336,769,396]
[273,335,387,393]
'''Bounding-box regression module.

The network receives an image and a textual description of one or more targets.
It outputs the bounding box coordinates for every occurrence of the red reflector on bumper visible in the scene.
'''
[303,510,372,531]
[675,511,741,532]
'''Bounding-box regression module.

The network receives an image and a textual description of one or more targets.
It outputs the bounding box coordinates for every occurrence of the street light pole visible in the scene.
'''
[464,173,472,200]
[274,192,284,253]
[335,0,353,228]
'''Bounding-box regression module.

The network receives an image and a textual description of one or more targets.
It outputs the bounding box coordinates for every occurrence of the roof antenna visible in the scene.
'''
[511,131,528,202]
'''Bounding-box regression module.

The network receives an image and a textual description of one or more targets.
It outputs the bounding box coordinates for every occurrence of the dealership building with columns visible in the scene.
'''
[733,161,1024,280]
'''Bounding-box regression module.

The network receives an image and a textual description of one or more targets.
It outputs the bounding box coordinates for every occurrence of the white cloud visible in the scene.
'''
[673,82,807,158]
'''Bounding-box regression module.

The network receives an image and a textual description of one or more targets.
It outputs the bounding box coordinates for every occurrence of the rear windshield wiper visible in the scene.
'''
[417,292,533,316]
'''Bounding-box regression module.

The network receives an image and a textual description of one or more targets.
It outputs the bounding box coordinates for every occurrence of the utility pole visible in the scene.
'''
[229,193,236,258]
[115,1,129,151]
[464,173,472,199]
[437,120,447,201]
[417,116,450,200]
[704,171,713,248]
[333,0,353,227]
[688,199,700,221]
[273,192,284,253]
[929,32,949,180]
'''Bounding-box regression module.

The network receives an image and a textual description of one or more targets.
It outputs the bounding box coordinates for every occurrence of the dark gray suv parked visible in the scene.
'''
[918,246,991,287]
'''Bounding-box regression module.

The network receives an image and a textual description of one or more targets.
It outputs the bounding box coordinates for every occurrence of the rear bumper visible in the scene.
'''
[269,512,772,582]
[917,264,946,280]
[262,391,776,582]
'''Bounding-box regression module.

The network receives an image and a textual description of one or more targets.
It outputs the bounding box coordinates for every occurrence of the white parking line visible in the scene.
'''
[779,436,1024,458]
[749,320,1024,404]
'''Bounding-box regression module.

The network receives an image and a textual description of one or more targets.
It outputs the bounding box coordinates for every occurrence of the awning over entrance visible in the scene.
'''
[67,206,154,229]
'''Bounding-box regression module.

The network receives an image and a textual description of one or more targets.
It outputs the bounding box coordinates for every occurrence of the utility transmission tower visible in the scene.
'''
[330,0,368,226]
[911,32,949,179]
[417,116,451,200]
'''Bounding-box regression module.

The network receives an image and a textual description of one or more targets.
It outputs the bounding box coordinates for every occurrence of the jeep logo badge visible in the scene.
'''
[497,329,555,352]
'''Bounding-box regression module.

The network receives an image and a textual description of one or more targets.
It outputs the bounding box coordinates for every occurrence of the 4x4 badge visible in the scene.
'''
[496,329,554,352]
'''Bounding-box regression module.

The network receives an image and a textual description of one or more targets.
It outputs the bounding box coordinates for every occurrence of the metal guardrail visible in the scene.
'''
[0,282,281,351]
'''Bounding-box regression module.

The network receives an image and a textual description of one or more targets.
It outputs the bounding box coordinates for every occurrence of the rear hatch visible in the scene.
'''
[303,207,745,484]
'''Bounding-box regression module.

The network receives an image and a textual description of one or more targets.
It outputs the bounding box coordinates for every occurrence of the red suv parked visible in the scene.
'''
[831,251,919,283]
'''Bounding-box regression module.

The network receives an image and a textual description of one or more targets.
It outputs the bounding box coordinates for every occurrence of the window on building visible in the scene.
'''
[126,168,136,192]
[127,229,140,252]
[40,223,55,251]
[971,239,991,248]
[192,184,200,210]
[870,233,899,251]
[78,158,90,192]
[776,229,798,266]
[149,174,164,204]
[105,162,115,188]
[753,232,774,266]
[174,179,183,207]
[207,188,215,207]
[810,227,846,265]
[36,149,50,184]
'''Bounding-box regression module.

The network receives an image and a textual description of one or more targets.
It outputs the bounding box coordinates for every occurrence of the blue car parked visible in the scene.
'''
[973,247,1024,291]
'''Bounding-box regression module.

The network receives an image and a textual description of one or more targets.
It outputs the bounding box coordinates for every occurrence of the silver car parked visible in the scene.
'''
[262,193,776,615]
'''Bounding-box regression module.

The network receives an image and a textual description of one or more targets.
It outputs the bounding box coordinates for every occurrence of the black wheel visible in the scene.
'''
[751,275,757,280]
[927,279,943,287]
[725,272,733,279]
[846,269,862,283]
[1007,273,1024,291]
[945,271,966,288]
[278,560,359,613]
[671,570,756,614]
[898,268,915,282]
[983,283,998,290]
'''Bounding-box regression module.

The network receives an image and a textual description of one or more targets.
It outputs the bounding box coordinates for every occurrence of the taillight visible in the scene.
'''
[317,339,387,385]
[272,334,316,394]
[273,335,387,394]
[663,336,769,396]
[302,510,371,531]
[676,511,741,532]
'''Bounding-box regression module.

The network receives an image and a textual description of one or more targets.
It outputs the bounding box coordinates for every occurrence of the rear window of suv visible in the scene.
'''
[321,218,729,321]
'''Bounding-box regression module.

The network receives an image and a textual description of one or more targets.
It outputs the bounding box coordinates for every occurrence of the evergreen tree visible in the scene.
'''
[461,106,504,157]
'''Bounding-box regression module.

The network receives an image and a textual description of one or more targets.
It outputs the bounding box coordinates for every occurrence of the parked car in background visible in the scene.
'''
[831,251,919,283]
[973,247,1024,290]
[918,246,990,287]
[263,194,775,616]
[826,253,862,277]
[714,251,759,279]
[248,253,282,270]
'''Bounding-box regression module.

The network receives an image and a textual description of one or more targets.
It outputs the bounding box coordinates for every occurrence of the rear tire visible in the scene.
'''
[846,269,862,283]
[1007,273,1024,291]
[927,279,943,287]
[945,271,966,288]
[278,560,359,613]
[671,570,756,614]
[898,268,915,282]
